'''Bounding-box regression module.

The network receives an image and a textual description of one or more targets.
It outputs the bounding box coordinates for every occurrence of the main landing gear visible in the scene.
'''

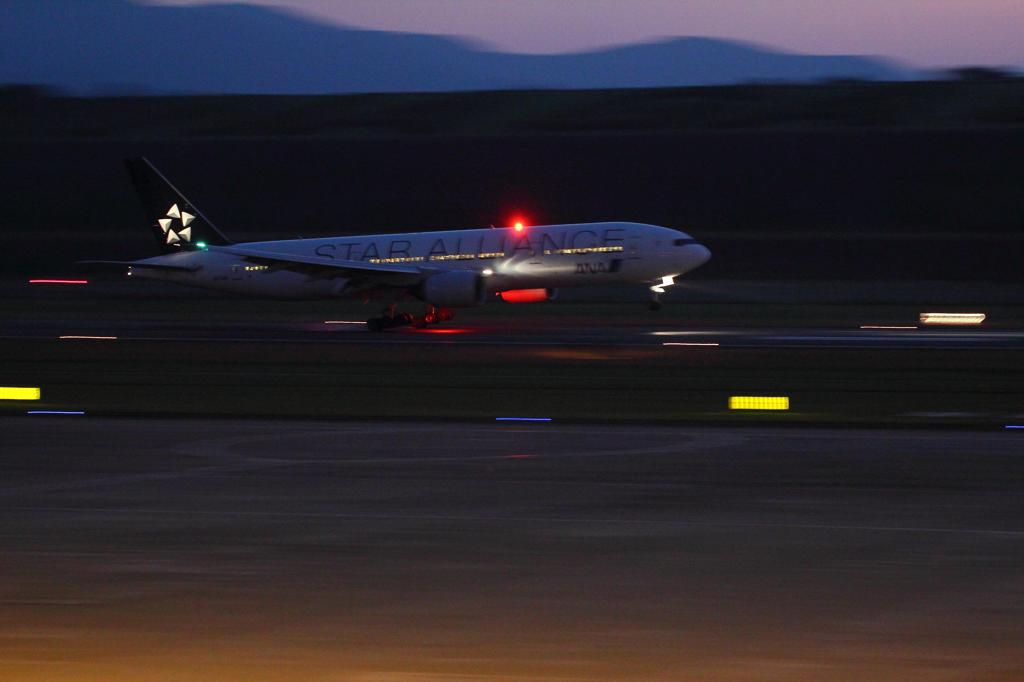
[415,305,455,328]
[365,312,413,332]
[365,304,454,332]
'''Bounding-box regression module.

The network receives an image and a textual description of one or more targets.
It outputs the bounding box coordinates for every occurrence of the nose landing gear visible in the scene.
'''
[649,275,675,311]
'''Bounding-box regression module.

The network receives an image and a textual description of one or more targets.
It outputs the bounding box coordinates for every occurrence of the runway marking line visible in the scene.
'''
[663,342,719,347]
[495,417,553,422]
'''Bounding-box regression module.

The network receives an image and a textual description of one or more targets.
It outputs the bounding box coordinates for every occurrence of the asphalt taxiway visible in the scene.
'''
[2,418,1022,681]
[3,316,1024,349]
[4,310,1023,424]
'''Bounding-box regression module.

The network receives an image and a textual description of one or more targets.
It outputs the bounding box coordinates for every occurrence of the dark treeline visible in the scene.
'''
[2,83,1023,282]
[4,79,1024,137]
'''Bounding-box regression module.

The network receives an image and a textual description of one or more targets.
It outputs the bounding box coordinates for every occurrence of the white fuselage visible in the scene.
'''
[130,222,711,301]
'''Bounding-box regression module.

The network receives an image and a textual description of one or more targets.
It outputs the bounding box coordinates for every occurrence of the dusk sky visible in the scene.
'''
[153,0,1024,68]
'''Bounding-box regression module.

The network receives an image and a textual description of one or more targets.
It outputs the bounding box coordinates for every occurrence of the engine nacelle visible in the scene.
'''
[420,270,487,308]
[497,288,556,304]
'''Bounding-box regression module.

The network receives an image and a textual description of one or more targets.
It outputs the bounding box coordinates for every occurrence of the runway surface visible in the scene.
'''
[3,317,1023,349]
[1,418,1022,681]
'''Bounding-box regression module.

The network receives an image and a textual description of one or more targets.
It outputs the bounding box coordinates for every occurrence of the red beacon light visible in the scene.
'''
[509,216,528,233]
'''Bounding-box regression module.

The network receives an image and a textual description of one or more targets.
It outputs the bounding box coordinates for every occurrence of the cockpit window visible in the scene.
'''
[673,238,698,246]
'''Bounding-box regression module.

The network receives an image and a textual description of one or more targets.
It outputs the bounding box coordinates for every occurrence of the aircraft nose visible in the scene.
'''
[685,243,711,269]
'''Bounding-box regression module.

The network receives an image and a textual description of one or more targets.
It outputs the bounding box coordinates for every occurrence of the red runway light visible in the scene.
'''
[416,328,470,334]
[29,279,88,285]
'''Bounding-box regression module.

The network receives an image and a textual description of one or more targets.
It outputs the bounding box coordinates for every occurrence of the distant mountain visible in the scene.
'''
[1,0,906,94]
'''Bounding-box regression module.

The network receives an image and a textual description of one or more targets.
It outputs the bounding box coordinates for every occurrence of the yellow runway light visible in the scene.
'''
[919,313,985,326]
[0,386,41,400]
[729,395,789,411]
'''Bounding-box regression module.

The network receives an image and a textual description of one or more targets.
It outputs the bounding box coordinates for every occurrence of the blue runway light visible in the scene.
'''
[495,417,553,422]
[1005,425,1024,430]
[27,410,85,415]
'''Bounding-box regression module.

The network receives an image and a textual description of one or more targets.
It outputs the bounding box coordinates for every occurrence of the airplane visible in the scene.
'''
[84,157,711,330]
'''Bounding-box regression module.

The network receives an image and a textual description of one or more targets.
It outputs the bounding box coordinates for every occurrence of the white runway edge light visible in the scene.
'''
[919,312,986,326]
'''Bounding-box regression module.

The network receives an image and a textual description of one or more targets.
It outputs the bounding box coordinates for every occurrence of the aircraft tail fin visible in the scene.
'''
[124,157,232,253]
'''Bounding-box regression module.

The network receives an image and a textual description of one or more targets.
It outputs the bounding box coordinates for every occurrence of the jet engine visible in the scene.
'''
[420,270,487,308]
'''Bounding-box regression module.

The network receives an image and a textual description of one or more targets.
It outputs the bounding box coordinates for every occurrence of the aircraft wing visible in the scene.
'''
[77,260,199,272]
[209,245,426,284]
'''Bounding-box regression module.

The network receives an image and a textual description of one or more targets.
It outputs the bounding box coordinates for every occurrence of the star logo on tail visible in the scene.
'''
[158,203,196,245]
